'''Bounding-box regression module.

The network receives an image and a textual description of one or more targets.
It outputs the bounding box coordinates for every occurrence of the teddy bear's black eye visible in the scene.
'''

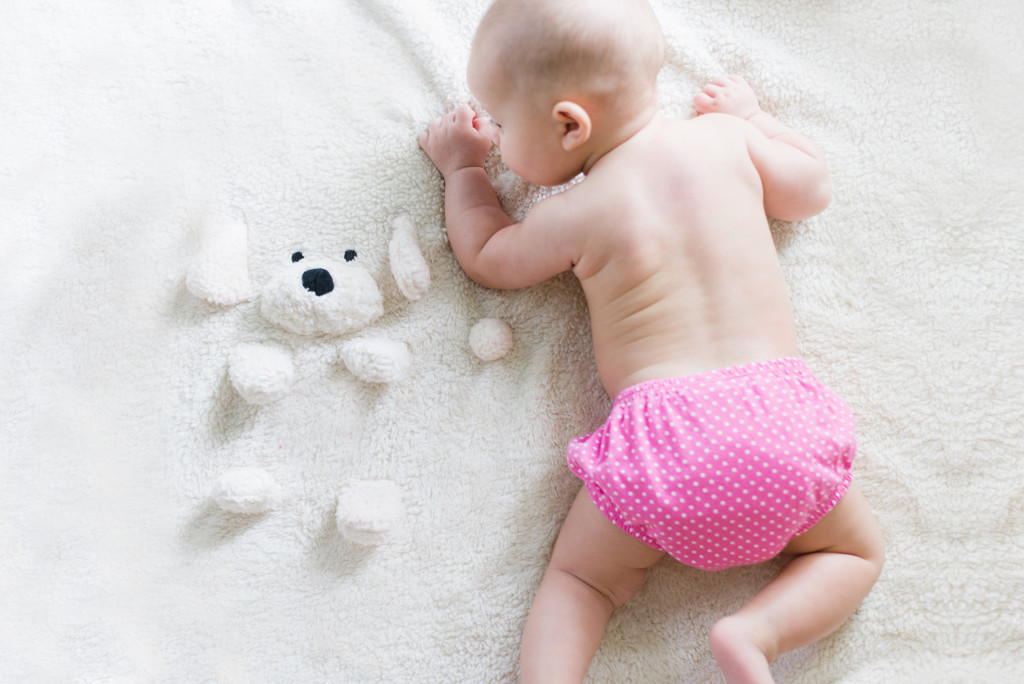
[344,250,357,262]
[292,251,304,263]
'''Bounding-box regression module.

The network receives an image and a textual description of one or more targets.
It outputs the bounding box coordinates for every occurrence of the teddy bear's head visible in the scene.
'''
[259,250,384,336]
[187,215,431,331]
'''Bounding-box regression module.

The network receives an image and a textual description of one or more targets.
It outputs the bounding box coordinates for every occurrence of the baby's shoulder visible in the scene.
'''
[671,112,752,143]
[661,115,758,179]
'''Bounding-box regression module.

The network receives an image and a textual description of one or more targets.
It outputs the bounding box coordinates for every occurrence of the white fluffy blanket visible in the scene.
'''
[2,1,1022,681]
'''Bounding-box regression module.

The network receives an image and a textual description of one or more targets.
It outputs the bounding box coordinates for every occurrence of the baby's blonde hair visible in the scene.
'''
[474,0,665,113]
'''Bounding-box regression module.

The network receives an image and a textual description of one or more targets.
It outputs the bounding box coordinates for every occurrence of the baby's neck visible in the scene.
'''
[582,104,660,176]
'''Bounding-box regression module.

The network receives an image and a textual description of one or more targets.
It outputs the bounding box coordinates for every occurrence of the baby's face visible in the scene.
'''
[468,43,585,187]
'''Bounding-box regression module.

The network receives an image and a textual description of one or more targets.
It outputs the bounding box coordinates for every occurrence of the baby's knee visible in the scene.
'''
[865,529,886,577]
[547,561,649,609]
[855,508,886,573]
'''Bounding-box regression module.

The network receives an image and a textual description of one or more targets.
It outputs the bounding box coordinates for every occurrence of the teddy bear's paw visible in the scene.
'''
[335,479,404,545]
[186,218,252,306]
[390,216,431,301]
[339,337,410,383]
[211,467,282,514]
[470,318,514,361]
[228,344,295,404]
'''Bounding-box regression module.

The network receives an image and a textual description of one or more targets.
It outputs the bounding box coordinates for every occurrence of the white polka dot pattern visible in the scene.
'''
[567,358,856,571]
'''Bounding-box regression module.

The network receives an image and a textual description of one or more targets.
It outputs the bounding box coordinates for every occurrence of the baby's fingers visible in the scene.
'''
[694,83,724,112]
[472,114,495,139]
[453,104,477,126]
[423,115,443,138]
[693,91,715,114]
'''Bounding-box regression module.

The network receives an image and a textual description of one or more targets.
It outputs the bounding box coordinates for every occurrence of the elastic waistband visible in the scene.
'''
[613,357,811,404]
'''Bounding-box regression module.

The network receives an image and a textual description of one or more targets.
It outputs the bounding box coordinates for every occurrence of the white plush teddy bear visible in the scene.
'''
[186,215,430,545]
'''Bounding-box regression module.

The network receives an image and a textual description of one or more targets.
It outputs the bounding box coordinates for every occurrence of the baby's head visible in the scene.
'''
[469,0,665,185]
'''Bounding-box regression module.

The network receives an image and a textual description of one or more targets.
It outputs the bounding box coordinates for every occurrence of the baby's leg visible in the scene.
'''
[520,488,665,684]
[709,482,885,684]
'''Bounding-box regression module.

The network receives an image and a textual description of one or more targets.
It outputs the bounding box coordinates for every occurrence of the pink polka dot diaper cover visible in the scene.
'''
[567,358,856,571]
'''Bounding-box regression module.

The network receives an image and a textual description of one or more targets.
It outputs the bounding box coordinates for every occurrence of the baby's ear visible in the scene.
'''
[552,101,592,151]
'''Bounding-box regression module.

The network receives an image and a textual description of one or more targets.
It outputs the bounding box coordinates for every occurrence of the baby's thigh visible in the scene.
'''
[781,482,885,561]
[548,488,666,607]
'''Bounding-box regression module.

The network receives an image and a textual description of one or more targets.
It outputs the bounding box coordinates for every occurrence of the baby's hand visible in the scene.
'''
[693,75,762,120]
[418,104,495,179]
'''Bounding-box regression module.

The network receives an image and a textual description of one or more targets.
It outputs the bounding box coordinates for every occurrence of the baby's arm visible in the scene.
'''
[419,105,578,289]
[694,76,831,221]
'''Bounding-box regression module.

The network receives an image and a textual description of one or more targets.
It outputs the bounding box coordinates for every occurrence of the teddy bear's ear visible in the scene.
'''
[389,216,430,301]
[186,216,252,306]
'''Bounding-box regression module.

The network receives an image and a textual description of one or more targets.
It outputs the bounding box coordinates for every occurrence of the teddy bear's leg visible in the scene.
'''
[228,344,295,404]
[211,467,282,514]
[335,479,404,545]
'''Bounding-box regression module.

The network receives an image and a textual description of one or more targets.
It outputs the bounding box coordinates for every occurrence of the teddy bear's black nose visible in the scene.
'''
[302,268,334,297]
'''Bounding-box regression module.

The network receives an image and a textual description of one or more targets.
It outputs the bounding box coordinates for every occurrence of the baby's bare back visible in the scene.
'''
[571,114,800,396]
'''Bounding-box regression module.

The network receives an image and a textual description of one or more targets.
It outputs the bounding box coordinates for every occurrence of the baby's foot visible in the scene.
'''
[693,75,762,120]
[708,616,775,684]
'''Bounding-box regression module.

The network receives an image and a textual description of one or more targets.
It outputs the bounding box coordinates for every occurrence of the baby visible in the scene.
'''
[418,0,885,682]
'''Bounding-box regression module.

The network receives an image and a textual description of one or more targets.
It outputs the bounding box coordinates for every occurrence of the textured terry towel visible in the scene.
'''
[1,0,1022,682]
